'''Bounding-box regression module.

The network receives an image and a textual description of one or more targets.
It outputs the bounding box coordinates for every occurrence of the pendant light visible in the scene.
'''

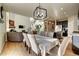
[33,3,47,20]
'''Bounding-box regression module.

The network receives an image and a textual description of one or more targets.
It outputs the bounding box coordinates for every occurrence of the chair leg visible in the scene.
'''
[24,42,26,47]
[38,52,41,56]
[24,42,29,51]
[30,48,34,55]
[28,47,31,54]
[26,46,28,50]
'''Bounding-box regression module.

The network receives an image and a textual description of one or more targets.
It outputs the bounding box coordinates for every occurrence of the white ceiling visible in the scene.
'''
[2,3,79,19]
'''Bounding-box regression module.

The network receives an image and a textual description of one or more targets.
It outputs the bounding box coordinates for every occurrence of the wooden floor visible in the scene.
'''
[64,43,78,56]
[0,42,32,56]
[0,41,58,56]
[1,41,78,56]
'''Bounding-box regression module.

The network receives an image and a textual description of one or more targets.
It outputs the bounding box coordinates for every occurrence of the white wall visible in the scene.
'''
[76,16,79,30]
[68,15,78,37]
[68,15,78,43]
[0,11,6,53]
[6,12,31,32]
[74,15,78,30]
[68,16,74,37]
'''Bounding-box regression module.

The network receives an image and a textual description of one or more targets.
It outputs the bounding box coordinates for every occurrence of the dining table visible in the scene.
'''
[35,35,59,56]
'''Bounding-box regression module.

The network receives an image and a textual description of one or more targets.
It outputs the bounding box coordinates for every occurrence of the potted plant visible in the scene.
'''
[35,24,42,33]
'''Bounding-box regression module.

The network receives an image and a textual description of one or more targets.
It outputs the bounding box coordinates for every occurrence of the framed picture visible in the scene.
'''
[9,20,15,28]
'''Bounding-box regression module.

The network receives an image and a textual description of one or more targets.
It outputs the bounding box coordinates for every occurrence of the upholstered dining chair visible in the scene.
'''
[47,32,54,38]
[22,33,31,53]
[59,37,70,56]
[48,37,70,56]
[27,34,41,56]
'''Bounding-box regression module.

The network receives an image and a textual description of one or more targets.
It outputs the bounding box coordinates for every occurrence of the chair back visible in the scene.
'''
[48,32,54,38]
[22,33,31,47]
[58,37,70,56]
[27,34,40,54]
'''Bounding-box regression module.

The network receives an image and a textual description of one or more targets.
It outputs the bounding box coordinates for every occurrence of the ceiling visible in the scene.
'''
[2,3,79,20]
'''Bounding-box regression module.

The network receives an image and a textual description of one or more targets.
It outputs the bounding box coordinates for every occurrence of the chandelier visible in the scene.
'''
[33,3,47,20]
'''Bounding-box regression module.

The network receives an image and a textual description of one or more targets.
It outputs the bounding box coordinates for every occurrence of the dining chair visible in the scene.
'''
[47,32,54,38]
[48,37,70,56]
[59,37,70,56]
[27,34,41,56]
[22,33,31,53]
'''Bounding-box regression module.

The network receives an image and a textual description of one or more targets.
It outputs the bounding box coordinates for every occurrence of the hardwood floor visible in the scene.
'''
[0,42,32,56]
[1,41,77,56]
[64,43,78,56]
[0,41,59,56]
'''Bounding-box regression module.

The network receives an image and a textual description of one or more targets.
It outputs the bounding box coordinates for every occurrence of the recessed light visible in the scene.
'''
[61,8,63,10]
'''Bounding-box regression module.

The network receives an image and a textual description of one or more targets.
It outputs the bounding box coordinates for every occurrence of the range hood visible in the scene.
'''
[0,6,4,23]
